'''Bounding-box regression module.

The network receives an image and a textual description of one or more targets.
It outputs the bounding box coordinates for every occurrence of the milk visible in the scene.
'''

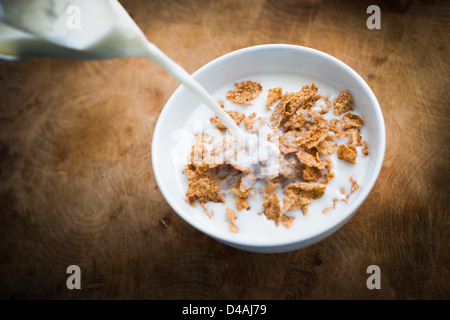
[0,0,244,138]
[175,73,371,242]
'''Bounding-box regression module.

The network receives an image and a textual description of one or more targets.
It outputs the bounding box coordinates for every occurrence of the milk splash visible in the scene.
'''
[171,120,281,180]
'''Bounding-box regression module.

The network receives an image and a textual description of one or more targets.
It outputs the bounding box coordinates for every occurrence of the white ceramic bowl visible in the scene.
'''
[152,44,385,253]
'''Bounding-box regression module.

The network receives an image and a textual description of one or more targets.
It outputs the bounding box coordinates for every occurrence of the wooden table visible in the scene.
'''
[0,0,448,300]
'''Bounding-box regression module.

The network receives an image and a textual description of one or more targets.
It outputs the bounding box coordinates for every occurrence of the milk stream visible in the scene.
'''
[0,0,245,140]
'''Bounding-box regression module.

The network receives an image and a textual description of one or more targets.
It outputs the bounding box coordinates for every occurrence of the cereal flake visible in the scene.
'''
[262,192,282,226]
[185,164,225,206]
[333,90,354,116]
[266,87,283,109]
[226,80,262,105]
[337,144,357,164]
[282,182,327,214]
[226,208,239,233]
[340,112,364,129]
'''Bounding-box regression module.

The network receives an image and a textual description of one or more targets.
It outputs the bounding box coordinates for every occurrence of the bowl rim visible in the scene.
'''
[151,44,386,250]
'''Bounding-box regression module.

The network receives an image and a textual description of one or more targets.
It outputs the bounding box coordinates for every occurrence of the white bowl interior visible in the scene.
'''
[152,45,385,253]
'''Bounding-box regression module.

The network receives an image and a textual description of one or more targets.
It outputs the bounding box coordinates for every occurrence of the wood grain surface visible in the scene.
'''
[0,0,449,300]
